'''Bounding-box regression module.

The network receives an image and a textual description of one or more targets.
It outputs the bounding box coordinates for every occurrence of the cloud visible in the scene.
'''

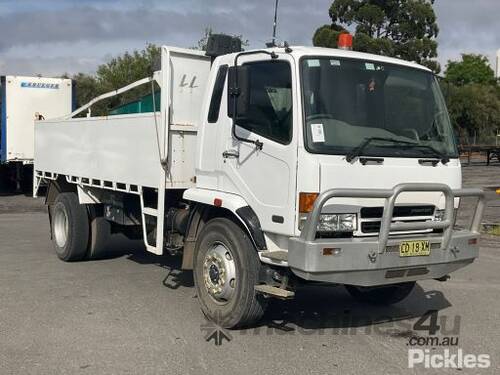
[0,0,497,76]
[0,0,332,75]
[0,7,198,51]
[433,0,500,69]
[0,56,101,77]
[0,0,330,51]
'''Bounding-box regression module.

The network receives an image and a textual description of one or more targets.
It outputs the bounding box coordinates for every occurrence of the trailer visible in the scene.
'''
[34,35,485,328]
[459,144,500,165]
[0,75,73,190]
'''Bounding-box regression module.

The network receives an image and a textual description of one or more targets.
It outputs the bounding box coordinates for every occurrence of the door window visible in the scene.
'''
[208,65,228,123]
[236,61,293,144]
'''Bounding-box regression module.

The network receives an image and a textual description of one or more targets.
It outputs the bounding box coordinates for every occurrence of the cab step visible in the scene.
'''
[254,284,295,299]
[260,250,288,262]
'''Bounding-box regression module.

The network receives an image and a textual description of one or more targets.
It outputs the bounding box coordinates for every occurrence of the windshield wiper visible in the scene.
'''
[345,137,449,164]
[397,143,450,164]
[346,137,412,162]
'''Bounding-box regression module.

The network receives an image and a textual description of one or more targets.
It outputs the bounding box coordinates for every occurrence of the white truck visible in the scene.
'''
[34,35,485,328]
[0,75,73,190]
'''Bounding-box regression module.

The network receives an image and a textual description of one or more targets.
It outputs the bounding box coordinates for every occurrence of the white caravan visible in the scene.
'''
[34,35,484,328]
[0,75,73,189]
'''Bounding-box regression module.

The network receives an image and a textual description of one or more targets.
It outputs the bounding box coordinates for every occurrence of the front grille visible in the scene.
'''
[360,205,435,219]
[361,219,427,233]
[357,204,436,236]
[361,221,381,233]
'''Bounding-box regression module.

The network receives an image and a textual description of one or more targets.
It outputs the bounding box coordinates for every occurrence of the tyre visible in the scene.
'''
[87,205,111,260]
[193,218,267,329]
[345,282,416,305]
[51,192,89,262]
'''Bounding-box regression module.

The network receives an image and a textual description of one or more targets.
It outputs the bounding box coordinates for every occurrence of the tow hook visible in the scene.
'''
[368,250,377,263]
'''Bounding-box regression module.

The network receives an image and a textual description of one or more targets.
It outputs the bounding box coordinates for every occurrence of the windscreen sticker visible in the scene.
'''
[330,59,341,66]
[365,62,375,70]
[307,59,320,67]
[310,123,325,143]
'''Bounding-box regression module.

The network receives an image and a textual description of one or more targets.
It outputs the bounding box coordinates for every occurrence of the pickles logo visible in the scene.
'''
[21,82,60,89]
[408,349,490,369]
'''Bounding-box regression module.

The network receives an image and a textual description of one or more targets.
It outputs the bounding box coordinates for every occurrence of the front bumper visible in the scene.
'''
[288,183,485,286]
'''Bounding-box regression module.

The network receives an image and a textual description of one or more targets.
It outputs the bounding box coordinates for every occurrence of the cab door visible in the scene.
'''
[218,56,298,236]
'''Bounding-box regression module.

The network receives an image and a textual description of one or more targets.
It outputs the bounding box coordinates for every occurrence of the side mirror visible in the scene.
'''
[228,65,250,121]
[227,63,263,150]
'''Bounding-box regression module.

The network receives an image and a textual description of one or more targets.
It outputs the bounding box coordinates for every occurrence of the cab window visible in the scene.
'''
[234,61,293,144]
[208,65,228,123]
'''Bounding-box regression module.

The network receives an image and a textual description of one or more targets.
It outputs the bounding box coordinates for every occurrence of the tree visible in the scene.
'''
[194,27,215,51]
[71,73,99,108]
[95,43,161,111]
[71,44,160,116]
[96,44,160,90]
[444,83,500,144]
[442,54,500,144]
[71,29,248,116]
[444,54,497,86]
[313,0,440,72]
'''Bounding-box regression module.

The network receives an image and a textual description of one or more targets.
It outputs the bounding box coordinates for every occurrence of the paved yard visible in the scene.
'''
[0,166,499,374]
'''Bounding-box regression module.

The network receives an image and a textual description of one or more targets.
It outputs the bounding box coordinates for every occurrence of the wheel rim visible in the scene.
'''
[203,242,237,304]
[53,206,69,248]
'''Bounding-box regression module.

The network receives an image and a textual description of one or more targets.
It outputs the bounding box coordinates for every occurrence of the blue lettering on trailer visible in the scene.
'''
[20,82,60,89]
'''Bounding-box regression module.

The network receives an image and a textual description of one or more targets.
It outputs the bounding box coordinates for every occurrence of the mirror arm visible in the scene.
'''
[234,50,279,68]
[231,121,263,151]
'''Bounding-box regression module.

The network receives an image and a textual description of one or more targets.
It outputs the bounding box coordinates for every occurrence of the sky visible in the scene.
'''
[0,0,498,76]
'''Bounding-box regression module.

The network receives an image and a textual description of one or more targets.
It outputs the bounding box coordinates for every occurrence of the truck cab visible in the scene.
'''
[190,45,483,280]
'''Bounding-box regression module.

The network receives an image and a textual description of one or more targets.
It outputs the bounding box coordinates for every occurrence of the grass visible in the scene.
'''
[482,224,500,236]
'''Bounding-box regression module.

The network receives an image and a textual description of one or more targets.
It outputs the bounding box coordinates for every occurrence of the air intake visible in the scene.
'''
[205,34,242,58]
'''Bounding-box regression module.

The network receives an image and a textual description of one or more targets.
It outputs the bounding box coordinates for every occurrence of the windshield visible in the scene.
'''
[301,57,458,158]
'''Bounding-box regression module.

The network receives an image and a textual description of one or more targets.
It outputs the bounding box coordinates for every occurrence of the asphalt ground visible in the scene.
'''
[0,165,499,374]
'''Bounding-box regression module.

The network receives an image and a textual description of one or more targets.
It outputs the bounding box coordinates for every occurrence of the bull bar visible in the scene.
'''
[289,183,485,286]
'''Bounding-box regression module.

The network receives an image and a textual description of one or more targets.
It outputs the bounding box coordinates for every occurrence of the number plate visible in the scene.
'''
[399,240,430,257]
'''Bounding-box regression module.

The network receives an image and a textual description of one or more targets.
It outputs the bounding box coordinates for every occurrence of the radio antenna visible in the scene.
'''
[272,0,279,47]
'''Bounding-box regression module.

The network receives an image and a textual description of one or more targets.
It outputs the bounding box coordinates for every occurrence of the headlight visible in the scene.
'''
[433,209,446,222]
[318,213,357,232]
[433,209,458,225]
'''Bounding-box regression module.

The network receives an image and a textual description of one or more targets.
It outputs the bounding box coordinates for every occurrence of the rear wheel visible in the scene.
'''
[345,282,416,305]
[193,218,267,328]
[51,192,89,262]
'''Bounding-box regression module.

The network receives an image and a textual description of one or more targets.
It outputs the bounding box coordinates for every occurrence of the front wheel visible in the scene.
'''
[193,218,267,328]
[345,282,416,305]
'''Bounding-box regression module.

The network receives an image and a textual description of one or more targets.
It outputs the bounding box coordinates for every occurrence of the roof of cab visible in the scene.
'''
[218,45,432,73]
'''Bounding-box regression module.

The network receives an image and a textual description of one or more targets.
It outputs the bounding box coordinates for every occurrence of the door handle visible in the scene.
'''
[222,150,240,159]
